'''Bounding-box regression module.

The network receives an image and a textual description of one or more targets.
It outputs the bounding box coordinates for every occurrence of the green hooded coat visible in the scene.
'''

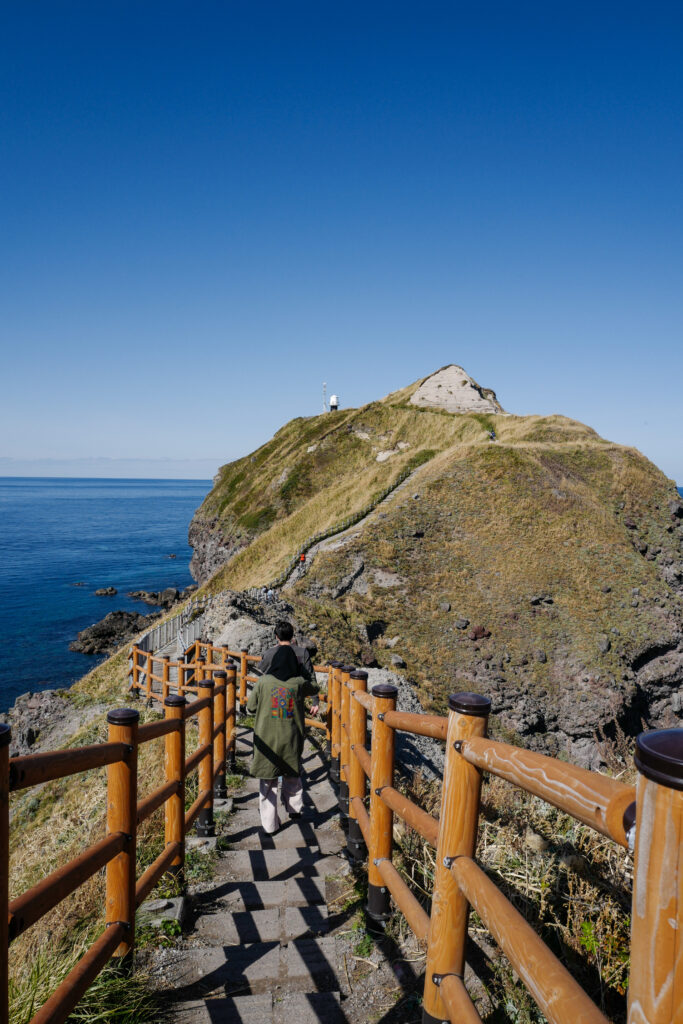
[247,671,320,779]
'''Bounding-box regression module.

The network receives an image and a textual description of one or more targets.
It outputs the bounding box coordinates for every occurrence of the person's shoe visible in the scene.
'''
[288,811,302,820]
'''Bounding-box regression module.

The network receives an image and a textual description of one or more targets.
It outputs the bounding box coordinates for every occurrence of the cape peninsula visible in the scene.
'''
[189,365,683,767]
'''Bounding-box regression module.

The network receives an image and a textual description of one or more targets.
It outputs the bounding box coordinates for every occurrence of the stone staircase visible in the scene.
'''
[166,728,350,1023]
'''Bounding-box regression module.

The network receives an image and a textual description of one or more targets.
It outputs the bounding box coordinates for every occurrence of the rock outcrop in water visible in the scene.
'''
[69,610,159,655]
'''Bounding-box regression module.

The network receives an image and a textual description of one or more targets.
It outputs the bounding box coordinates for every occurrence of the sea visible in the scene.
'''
[0,478,210,712]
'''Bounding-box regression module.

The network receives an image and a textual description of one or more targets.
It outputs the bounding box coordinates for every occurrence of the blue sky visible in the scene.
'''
[1,2,682,481]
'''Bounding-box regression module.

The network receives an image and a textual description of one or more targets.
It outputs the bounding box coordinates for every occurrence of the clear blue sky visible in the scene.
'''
[1,2,682,481]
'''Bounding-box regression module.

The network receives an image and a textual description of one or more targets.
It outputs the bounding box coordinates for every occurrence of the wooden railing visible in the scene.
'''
[325,661,683,1024]
[1,664,238,1024]
[6,647,682,1023]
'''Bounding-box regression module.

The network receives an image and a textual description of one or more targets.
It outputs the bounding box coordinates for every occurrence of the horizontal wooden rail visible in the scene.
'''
[8,832,126,942]
[185,696,211,719]
[380,708,448,741]
[440,975,485,1024]
[377,785,439,845]
[451,856,609,1024]
[185,788,212,831]
[352,743,371,778]
[350,796,371,845]
[375,858,429,942]
[10,742,131,791]
[460,736,635,847]
[137,779,180,826]
[137,719,180,743]
[135,841,182,907]
[30,923,125,1024]
[305,717,326,730]
[351,689,372,711]
[185,742,211,777]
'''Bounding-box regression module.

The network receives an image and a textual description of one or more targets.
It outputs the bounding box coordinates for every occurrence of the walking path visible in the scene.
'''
[162,726,350,1023]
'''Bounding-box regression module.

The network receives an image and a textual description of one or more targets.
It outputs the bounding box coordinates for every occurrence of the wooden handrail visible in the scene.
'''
[29,923,125,1024]
[137,779,180,826]
[185,696,211,719]
[451,856,609,1024]
[460,735,635,847]
[135,841,182,907]
[184,788,212,831]
[138,718,180,743]
[376,785,439,845]
[380,708,448,741]
[375,858,429,942]
[10,742,131,791]
[185,742,212,776]
[8,832,126,942]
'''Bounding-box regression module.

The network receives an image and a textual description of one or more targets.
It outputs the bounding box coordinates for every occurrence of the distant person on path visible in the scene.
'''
[247,644,321,834]
[257,620,317,686]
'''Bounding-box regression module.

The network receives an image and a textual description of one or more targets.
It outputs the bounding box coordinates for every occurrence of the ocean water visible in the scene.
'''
[0,478,210,711]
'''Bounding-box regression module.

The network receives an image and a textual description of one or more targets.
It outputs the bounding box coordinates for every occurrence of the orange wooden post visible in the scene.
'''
[195,655,205,689]
[0,724,10,1024]
[213,670,227,799]
[177,659,185,697]
[422,692,491,1024]
[347,670,368,863]
[145,653,153,702]
[196,679,215,837]
[239,650,248,715]
[339,665,354,830]
[329,661,343,785]
[367,682,397,923]
[105,708,139,962]
[161,656,170,701]
[164,695,186,879]
[325,665,333,759]
[226,660,237,772]
[130,647,139,695]
[628,729,683,1024]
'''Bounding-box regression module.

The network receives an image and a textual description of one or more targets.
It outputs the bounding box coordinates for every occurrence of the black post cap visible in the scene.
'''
[0,723,11,748]
[197,678,215,689]
[635,729,683,791]
[107,708,140,726]
[448,692,492,716]
[350,670,369,680]
[225,659,237,669]
[341,665,356,674]
[165,694,187,707]
[213,670,227,679]
[330,660,344,668]
[372,683,398,699]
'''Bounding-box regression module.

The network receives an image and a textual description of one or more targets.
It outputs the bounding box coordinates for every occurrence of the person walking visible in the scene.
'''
[246,644,320,834]
[257,619,317,686]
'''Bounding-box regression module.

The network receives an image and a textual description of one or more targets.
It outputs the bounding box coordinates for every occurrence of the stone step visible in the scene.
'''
[226,813,344,852]
[170,936,341,997]
[193,902,329,944]
[214,847,347,882]
[208,877,327,912]
[232,783,339,817]
[171,991,346,1024]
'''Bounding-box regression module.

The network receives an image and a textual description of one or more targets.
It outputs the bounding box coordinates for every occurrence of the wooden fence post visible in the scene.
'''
[628,728,683,1023]
[145,654,153,703]
[325,665,333,759]
[329,662,343,785]
[239,650,248,715]
[339,665,355,831]
[162,656,170,702]
[367,683,397,923]
[213,670,227,799]
[130,648,139,695]
[0,724,10,1024]
[164,695,186,879]
[226,660,237,772]
[177,660,185,697]
[347,670,368,863]
[195,656,205,689]
[196,680,215,837]
[422,692,491,1024]
[105,708,139,963]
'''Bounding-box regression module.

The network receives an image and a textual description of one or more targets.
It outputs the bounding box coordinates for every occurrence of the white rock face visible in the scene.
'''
[410,365,503,414]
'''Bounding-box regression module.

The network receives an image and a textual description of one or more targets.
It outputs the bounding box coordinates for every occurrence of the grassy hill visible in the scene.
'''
[191,371,683,763]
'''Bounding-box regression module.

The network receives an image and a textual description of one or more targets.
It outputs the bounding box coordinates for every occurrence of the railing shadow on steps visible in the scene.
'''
[2,641,682,1024]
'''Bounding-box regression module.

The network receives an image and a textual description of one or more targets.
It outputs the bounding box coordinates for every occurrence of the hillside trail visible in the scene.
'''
[282,470,419,590]
[153,723,352,1023]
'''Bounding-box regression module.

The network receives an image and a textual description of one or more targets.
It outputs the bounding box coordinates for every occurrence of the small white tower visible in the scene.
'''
[329,393,339,412]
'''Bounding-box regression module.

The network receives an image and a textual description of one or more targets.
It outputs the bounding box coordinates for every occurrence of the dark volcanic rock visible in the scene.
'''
[95,586,117,596]
[70,610,159,655]
[469,625,491,640]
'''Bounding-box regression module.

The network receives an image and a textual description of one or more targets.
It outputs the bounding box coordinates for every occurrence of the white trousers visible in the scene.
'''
[258,777,304,833]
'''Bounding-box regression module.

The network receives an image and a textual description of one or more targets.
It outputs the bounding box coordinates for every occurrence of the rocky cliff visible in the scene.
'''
[188,366,683,765]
